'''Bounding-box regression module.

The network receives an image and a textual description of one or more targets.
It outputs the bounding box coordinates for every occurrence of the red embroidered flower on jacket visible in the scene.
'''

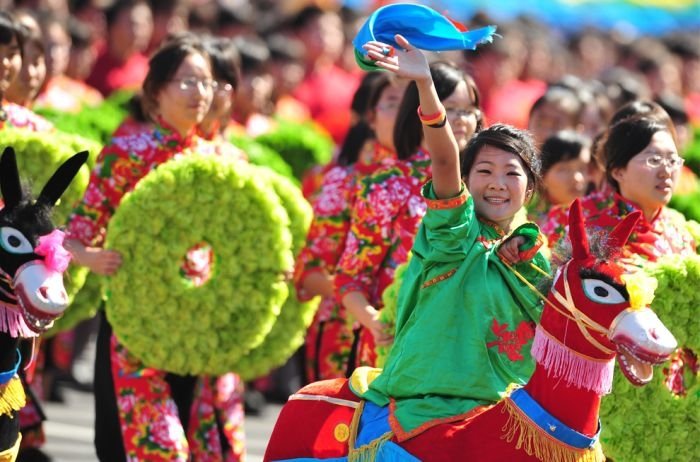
[487,319,536,361]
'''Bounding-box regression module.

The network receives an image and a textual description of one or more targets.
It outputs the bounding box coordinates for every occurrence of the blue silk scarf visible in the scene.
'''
[353,3,497,71]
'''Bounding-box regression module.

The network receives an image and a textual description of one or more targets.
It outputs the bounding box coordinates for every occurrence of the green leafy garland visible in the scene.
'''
[229,134,297,184]
[685,219,700,246]
[600,254,700,461]
[104,155,293,375]
[376,258,411,368]
[254,119,334,180]
[682,125,700,176]
[234,166,318,380]
[669,126,700,220]
[669,184,700,222]
[0,127,100,225]
[35,91,132,146]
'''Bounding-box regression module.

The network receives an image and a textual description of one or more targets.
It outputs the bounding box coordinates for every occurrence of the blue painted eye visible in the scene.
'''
[582,279,626,304]
[0,227,33,254]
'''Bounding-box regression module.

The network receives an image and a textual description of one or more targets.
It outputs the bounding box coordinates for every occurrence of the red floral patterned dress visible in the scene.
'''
[295,143,396,381]
[67,121,245,461]
[334,149,432,369]
[0,100,54,450]
[543,190,696,269]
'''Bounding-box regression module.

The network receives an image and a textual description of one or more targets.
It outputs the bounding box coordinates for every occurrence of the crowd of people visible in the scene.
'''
[0,0,698,460]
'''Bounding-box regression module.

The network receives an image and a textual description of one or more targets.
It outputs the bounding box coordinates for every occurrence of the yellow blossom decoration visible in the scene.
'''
[621,271,657,311]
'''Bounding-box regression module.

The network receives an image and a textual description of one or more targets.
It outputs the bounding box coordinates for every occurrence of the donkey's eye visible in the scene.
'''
[0,227,34,254]
[582,279,626,304]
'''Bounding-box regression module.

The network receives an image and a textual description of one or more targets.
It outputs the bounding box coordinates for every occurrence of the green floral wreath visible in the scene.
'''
[229,134,296,183]
[104,155,293,376]
[600,254,700,461]
[0,128,100,225]
[234,166,318,380]
[683,126,700,176]
[376,257,411,368]
[36,91,132,146]
[255,119,334,180]
[685,220,700,247]
[669,186,700,222]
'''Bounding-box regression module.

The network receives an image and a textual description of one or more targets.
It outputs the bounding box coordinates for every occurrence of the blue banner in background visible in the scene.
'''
[343,0,700,36]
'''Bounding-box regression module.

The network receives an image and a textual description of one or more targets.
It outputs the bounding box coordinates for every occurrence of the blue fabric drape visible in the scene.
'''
[353,3,496,71]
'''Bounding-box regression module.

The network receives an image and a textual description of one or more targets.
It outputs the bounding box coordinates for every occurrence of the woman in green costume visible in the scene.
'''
[352,35,551,441]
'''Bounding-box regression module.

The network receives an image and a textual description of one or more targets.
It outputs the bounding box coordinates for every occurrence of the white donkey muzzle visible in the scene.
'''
[14,261,68,332]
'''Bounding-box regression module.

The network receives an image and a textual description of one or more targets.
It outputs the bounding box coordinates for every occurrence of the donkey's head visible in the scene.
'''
[0,147,87,337]
[542,199,677,387]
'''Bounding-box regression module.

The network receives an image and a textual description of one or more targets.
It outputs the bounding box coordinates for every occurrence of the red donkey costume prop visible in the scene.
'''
[264,199,678,462]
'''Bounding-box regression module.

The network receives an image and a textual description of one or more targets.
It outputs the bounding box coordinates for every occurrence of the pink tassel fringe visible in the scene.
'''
[0,302,39,338]
[532,326,614,395]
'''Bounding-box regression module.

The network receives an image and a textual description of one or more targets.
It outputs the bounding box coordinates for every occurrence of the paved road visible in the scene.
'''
[40,339,284,461]
[43,388,282,461]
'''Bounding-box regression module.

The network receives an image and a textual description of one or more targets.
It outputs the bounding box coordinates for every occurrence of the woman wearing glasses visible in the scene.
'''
[67,36,247,461]
[545,113,695,268]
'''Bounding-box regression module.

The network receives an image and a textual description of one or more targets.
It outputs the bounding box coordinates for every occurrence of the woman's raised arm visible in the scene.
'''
[363,34,461,198]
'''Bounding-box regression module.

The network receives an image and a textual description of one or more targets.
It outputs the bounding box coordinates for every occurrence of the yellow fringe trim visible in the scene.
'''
[500,397,605,462]
[347,400,394,462]
[0,432,20,461]
[0,377,25,418]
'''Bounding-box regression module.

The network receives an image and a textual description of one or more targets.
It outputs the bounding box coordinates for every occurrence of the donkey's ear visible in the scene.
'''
[568,198,591,261]
[36,151,89,207]
[0,147,23,209]
[608,210,642,250]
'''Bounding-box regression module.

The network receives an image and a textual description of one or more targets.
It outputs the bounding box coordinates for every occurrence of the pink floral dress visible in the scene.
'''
[334,149,432,368]
[68,121,245,461]
[295,143,396,381]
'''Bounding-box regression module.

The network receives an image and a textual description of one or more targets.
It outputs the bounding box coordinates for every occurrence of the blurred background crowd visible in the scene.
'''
[2,0,698,144]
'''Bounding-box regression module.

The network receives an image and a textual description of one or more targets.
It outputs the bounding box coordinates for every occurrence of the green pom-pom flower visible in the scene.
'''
[234,166,318,380]
[376,257,411,368]
[105,155,294,376]
[0,128,99,225]
[254,119,334,179]
[600,254,700,461]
